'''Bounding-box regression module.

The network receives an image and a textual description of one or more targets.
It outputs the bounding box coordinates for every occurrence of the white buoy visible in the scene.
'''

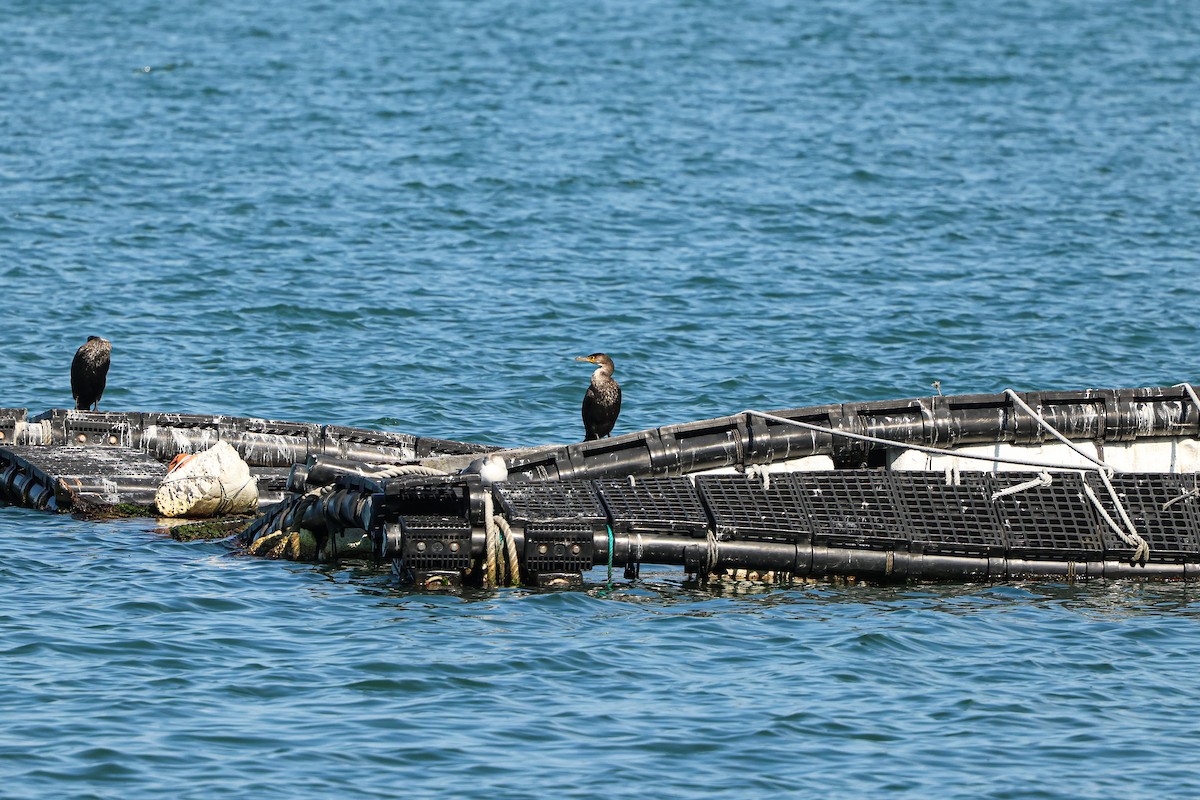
[155,441,259,518]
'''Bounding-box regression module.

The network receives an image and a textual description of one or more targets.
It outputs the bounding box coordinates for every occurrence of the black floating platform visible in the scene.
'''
[792,470,907,552]
[1086,474,1200,563]
[976,472,1104,561]
[0,445,167,511]
[594,476,710,537]
[695,473,809,543]
[362,468,1200,586]
[493,480,607,524]
[500,385,1200,482]
[6,387,1200,586]
[0,407,497,515]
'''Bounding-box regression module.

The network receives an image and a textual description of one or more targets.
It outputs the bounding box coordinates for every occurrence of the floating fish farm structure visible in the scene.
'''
[2,385,1200,586]
[0,408,495,512]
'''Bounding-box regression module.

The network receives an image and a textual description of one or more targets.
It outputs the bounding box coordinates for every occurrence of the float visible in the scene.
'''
[2,384,1198,585]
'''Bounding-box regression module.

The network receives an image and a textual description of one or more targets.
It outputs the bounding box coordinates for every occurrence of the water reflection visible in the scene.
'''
[307,555,1200,619]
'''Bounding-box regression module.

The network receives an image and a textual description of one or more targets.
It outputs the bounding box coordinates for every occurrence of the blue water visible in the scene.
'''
[3,0,1200,796]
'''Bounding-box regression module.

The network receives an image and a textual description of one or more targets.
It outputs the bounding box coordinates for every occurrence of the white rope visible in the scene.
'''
[706,529,720,574]
[1093,468,1150,565]
[1175,382,1200,418]
[1082,479,1150,565]
[1001,389,1112,472]
[494,525,509,586]
[740,385,1194,476]
[746,464,771,490]
[1002,391,1149,562]
[743,410,1105,472]
[483,491,499,588]
[495,514,520,587]
[991,471,1054,501]
[481,490,520,588]
[1163,486,1200,511]
[369,464,448,479]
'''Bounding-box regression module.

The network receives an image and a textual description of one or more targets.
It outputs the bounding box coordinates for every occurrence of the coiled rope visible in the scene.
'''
[706,529,720,576]
[500,515,519,587]
[482,491,520,588]
[483,491,499,587]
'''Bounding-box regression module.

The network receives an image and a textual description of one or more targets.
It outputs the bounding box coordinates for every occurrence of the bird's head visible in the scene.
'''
[575,353,615,372]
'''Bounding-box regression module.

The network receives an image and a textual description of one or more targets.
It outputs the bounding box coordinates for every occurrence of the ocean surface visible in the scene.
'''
[2,0,1200,797]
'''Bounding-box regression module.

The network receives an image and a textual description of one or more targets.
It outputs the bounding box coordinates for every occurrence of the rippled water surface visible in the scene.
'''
[3,0,1200,797]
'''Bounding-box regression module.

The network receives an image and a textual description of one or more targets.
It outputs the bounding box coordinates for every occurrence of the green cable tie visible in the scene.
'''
[606,524,614,584]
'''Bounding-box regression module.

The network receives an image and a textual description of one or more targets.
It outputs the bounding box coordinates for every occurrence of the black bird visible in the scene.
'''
[576,353,621,440]
[71,336,112,411]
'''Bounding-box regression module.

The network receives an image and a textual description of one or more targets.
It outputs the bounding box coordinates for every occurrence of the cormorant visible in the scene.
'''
[71,336,112,411]
[576,353,621,441]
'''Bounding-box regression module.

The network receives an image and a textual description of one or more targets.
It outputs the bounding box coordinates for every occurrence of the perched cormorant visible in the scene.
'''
[576,353,621,441]
[71,336,111,411]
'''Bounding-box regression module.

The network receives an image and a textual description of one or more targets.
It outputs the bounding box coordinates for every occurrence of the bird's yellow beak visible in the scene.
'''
[575,356,594,364]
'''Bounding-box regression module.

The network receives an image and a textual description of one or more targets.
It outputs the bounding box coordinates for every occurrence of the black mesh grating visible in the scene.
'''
[791,470,908,550]
[523,521,596,574]
[971,472,1103,560]
[493,480,606,523]
[398,515,473,571]
[594,476,710,537]
[894,472,1006,557]
[1085,474,1200,562]
[694,474,809,542]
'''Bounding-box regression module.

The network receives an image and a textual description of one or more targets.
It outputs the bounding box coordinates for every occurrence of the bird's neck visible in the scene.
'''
[591,366,612,386]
